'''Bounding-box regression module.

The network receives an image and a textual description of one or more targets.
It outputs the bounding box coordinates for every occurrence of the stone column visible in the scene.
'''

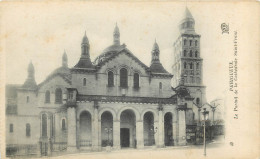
[67,107,77,152]
[47,115,51,155]
[98,120,102,150]
[92,107,99,151]
[172,112,178,146]
[136,120,144,149]
[158,110,164,147]
[177,109,187,146]
[113,120,120,149]
[154,120,159,147]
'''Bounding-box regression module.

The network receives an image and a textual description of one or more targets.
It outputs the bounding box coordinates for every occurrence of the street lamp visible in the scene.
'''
[150,125,158,145]
[202,108,209,156]
[104,127,113,146]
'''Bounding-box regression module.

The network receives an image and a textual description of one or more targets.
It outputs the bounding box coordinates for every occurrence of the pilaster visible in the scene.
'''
[67,107,77,152]
[136,120,144,149]
[177,108,187,146]
[113,120,120,149]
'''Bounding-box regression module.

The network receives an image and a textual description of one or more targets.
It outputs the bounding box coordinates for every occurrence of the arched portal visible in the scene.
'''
[101,111,113,147]
[164,112,173,146]
[143,112,155,146]
[79,111,92,147]
[120,109,136,148]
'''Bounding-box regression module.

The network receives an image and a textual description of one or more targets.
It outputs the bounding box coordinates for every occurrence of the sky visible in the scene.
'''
[1,1,242,102]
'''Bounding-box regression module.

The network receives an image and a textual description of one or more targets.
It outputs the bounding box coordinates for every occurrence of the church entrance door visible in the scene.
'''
[120,128,130,147]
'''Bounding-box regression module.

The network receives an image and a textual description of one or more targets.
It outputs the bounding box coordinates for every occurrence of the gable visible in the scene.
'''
[38,75,71,92]
[97,49,149,75]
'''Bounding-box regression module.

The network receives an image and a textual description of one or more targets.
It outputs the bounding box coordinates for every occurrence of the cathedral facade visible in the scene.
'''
[5,8,206,157]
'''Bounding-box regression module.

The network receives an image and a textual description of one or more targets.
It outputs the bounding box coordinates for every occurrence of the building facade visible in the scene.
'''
[6,8,211,157]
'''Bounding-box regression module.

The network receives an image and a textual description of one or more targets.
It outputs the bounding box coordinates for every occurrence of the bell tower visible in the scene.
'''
[172,7,206,107]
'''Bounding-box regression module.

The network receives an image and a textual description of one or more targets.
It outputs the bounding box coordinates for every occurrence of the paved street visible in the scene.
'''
[49,142,239,159]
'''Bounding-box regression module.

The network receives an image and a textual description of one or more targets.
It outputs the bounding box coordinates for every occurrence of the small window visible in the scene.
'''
[184,62,187,69]
[190,63,193,69]
[55,88,62,104]
[195,40,198,46]
[62,119,66,130]
[189,40,192,46]
[10,124,13,133]
[159,82,162,90]
[196,98,200,105]
[189,50,192,57]
[68,91,73,100]
[120,68,128,88]
[26,123,30,137]
[26,96,29,103]
[184,39,187,45]
[83,78,86,86]
[45,91,50,103]
[196,63,199,69]
[184,50,187,57]
[195,51,198,57]
[133,73,139,88]
[108,71,114,87]
[42,114,47,137]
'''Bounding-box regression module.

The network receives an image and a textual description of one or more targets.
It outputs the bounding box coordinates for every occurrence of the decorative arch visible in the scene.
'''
[141,109,159,122]
[77,109,93,120]
[117,106,141,121]
[98,108,117,121]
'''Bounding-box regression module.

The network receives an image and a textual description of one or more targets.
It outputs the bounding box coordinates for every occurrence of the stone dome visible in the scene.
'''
[94,44,125,65]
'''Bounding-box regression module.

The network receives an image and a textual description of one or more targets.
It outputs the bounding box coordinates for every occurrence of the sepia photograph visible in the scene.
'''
[0,1,259,159]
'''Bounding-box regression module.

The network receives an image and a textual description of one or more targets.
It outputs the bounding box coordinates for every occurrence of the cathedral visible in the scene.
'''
[5,8,207,156]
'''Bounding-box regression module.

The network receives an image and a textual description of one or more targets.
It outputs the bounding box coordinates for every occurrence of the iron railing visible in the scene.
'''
[79,140,92,147]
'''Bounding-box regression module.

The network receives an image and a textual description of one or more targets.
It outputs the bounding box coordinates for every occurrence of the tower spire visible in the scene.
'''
[62,50,68,67]
[151,39,160,64]
[81,31,90,58]
[74,31,94,69]
[113,23,120,45]
[179,7,195,34]
[22,61,37,89]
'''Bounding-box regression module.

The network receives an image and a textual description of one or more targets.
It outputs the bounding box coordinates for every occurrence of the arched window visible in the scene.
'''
[196,63,199,69]
[45,91,50,103]
[26,123,30,137]
[133,73,139,88]
[197,77,201,83]
[62,119,66,130]
[189,40,192,46]
[120,68,128,88]
[184,62,187,69]
[42,114,47,137]
[189,50,192,57]
[196,98,200,105]
[184,50,187,56]
[55,88,62,104]
[26,96,29,103]
[195,51,198,57]
[195,40,198,46]
[10,124,13,133]
[159,82,162,90]
[108,71,114,87]
[83,78,86,86]
[184,39,187,45]
[190,63,193,69]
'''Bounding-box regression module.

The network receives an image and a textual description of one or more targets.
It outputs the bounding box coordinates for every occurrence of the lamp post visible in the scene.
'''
[202,108,209,156]
[105,127,113,146]
[150,125,158,145]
